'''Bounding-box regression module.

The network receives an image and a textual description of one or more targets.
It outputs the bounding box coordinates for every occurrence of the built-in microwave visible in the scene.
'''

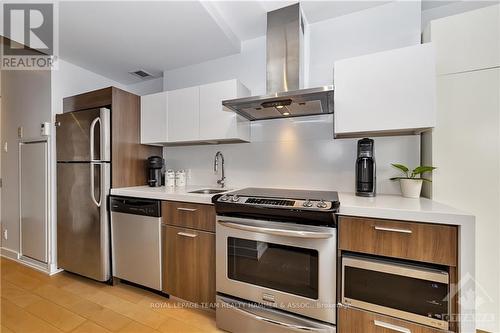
[342,254,450,330]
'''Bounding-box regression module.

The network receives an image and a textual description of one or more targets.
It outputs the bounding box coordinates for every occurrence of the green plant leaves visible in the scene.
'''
[391,163,409,172]
[390,163,436,181]
[412,166,436,175]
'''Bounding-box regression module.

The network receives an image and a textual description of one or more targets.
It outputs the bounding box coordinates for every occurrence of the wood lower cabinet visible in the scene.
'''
[339,216,458,266]
[161,225,215,305]
[162,201,215,232]
[338,306,446,333]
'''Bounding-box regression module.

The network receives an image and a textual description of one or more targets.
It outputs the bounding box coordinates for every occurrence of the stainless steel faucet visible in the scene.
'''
[214,151,226,188]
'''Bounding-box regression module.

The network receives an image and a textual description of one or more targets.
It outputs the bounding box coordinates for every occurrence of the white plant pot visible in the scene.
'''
[400,179,423,198]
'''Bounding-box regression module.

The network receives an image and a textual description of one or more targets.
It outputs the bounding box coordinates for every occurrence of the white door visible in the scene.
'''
[20,140,48,263]
[199,80,238,140]
[141,91,168,144]
[167,86,199,142]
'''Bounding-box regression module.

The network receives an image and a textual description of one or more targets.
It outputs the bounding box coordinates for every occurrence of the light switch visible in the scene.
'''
[41,122,50,136]
[17,126,23,138]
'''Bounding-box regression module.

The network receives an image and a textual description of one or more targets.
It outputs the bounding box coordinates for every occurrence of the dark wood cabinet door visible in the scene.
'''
[162,201,216,232]
[162,225,215,305]
[339,216,458,266]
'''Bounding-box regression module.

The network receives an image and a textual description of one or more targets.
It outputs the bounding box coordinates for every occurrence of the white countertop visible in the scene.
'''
[338,192,474,226]
[110,186,474,226]
[110,185,231,204]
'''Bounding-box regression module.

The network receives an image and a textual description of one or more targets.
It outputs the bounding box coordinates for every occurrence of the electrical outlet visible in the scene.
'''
[3,229,8,240]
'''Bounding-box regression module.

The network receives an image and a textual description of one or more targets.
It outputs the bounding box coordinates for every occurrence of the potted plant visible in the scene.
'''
[390,164,436,198]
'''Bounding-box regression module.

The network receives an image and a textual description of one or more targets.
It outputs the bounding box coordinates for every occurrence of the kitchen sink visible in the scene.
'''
[188,189,228,194]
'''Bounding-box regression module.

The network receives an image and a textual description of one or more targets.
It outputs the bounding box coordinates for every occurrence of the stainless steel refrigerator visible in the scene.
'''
[56,108,111,282]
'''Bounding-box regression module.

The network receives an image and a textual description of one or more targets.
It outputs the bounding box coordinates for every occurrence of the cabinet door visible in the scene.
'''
[140,91,168,144]
[199,79,250,141]
[334,43,436,138]
[167,87,199,142]
[427,4,499,75]
[162,225,215,305]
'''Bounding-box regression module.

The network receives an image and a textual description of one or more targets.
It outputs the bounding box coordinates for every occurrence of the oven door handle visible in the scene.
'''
[219,297,331,333]
[217,220,333,239]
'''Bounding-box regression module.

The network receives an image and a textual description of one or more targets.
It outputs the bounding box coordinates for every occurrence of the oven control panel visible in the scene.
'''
[217,194,333,210]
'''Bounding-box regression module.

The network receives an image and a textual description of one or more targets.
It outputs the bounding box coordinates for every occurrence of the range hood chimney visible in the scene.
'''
[223,3,333,121]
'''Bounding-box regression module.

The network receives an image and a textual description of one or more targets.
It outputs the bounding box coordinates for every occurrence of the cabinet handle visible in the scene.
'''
[177,207,197,212]
[373,320,411,333]
[374,226,412,234]
[177,232,197,238]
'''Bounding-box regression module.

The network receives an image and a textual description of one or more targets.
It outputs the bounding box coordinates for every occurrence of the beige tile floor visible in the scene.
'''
[0,258,222,333]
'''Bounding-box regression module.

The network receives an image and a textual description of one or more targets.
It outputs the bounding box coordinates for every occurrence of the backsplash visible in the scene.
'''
[163,115,420,194]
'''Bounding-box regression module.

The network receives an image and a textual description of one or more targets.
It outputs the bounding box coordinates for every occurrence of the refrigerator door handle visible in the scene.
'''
[89,117,101,162]
[90,163,101,207]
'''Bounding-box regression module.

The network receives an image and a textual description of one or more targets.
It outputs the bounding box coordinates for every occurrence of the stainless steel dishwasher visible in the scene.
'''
[110,196,162,290]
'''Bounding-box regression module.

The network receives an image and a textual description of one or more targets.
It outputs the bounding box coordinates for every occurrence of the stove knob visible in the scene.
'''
[231,195,241,202]
[317,200,328,209]
[219,195,229,201]
[303,200,313,208]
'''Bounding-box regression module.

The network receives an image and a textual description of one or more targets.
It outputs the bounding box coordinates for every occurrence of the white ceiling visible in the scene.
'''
[58,1,400,85]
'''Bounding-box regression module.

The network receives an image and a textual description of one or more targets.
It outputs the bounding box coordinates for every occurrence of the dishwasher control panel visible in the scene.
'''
[110,196,161,217]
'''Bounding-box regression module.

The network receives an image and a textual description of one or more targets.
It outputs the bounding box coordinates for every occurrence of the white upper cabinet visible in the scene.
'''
[140,91,168,144]
[167,86,200,142]
[140,79,251,145]
[199,79,250,142]
[424,4,499,75]
[334,43,437,138]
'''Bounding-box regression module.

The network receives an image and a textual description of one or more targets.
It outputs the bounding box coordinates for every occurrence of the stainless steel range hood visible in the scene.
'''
[223,3,334,121]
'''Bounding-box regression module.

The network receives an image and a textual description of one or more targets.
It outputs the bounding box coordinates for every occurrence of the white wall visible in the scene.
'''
[164,36,266,95]
[125,77,163,96]
[308,1,421,87]
[1,70,52,255]
[162,1,423,194]
[166,115,420,193]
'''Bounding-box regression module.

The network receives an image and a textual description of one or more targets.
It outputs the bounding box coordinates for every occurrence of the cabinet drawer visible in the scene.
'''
[338,306,447,333]
[162,225,215,305]
[162,201,215,232]
[339,217,457,266]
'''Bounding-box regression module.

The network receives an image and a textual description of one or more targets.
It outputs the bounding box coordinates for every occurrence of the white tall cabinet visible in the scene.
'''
[423,5,500,332]
[141,79,250,145]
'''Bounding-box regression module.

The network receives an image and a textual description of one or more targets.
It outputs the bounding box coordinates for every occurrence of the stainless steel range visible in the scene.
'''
[212,188,339,333]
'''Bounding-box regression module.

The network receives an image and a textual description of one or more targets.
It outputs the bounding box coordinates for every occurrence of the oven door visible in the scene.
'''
[216,216,336,324]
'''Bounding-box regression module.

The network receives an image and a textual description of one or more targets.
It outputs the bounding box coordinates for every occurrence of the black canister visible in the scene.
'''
[355,138,376,197]
[147,156,164,187]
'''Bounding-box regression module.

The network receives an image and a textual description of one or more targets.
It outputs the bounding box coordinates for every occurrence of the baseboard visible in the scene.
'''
[1,248,52,275]
[477,330,492,333]
[1,247,20,260]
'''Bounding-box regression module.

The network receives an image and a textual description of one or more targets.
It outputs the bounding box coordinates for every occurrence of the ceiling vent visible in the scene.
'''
[130,70,154,79]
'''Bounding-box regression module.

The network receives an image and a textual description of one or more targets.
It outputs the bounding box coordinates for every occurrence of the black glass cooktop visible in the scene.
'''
[228,187,339,203]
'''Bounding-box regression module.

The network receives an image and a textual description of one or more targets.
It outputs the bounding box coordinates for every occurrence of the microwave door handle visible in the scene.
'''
[219,298,329,333]
[217,220,333,239]
[373,320,411,333]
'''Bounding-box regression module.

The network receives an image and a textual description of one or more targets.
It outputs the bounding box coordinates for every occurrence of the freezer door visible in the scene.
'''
[57,162,111,281]
[20,141,48,263]
[56,108,110,162]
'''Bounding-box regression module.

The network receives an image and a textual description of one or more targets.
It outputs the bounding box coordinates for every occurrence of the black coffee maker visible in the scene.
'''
[355,138,376,197]
[147,156,164,187]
